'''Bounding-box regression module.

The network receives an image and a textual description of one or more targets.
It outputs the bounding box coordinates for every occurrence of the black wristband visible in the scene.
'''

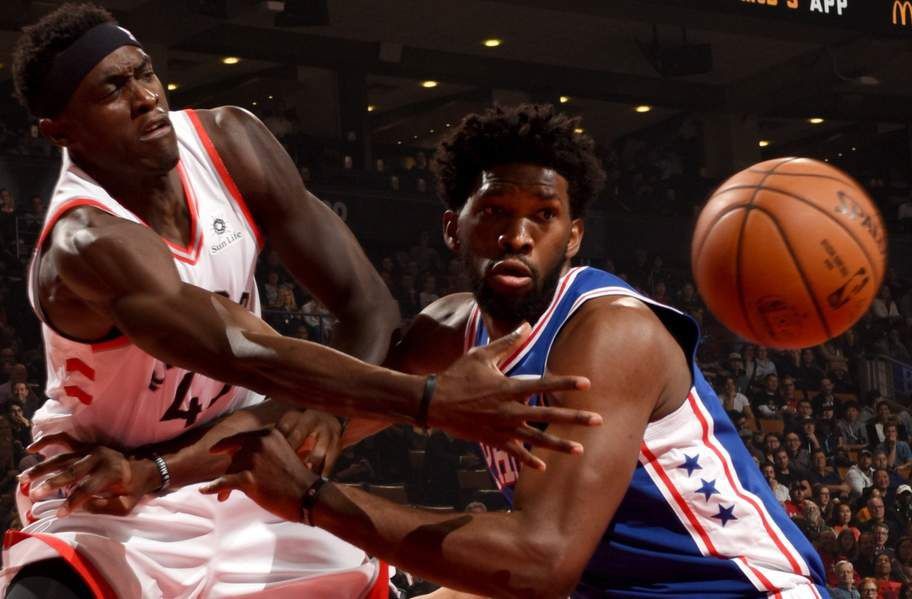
[416,374,437,429]
[299,475,329,526]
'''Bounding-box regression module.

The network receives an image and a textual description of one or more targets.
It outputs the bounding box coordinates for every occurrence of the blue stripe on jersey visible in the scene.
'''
[471,267,827,597]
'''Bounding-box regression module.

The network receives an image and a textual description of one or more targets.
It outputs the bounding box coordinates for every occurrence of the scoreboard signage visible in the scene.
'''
[647,1,912,36]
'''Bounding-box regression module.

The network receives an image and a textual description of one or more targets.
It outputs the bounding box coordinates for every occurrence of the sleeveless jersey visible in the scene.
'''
[26,109,266,449]
[467,267,828,598]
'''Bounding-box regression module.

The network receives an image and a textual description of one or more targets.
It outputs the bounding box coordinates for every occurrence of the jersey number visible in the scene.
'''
[158,289,250,427]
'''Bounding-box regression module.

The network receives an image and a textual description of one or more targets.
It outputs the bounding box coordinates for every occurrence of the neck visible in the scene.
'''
[72,152,183,223]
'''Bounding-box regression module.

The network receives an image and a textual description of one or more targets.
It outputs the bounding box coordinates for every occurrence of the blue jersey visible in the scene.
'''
[467,267,829,598]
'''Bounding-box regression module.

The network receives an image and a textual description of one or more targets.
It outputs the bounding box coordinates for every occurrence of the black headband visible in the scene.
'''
[34,22,143,117]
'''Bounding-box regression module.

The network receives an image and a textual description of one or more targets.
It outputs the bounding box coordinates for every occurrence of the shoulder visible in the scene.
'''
[549,294,692,415]
[388,293,473,374]
[189,107,274,192]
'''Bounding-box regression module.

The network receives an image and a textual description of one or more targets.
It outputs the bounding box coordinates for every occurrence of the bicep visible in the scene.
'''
[510,303,685,573]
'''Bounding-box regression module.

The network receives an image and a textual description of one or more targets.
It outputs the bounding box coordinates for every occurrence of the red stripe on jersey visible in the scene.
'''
[4,530,118,599]
[185,109,264,249]
[498,267,579,371]
[90,336,131,353]
[687,391,805,575]
[34,199,117,255]
[65,358,95,381]
[63,385,93,405]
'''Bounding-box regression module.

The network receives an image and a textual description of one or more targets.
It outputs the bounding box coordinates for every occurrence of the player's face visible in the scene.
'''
[445,164,582,326]
[43,46,178,178]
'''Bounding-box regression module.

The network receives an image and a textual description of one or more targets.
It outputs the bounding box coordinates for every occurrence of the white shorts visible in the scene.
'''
[1,482,386,598]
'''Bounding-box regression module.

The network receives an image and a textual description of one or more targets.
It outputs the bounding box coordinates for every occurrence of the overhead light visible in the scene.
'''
[397,140,403,145]
[758,140,771,148]
[413,135,419,139]
[482,38,502,48]
[252,101,258,106]
[166,83,179,91]
[559,95,570,103]
[445,123,451,127]
[268,95,274,100]
[221,56,240,65]
[429,129,435,133]
[809,117,825,125]
[838,152,843,157]
[367,105,376,112]
[574,127,585,134]
[634,105,652,113]
[852,147,857,151]
[421,80,439,88]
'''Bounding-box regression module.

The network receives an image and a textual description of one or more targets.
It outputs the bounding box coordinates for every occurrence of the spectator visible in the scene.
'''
[845,450,874,497]
[676,281,702,315]
[754,373,783,418]
[418,274,439,310]
[872,286,903,327]
[858,577,878,599]
[752,346,778,390]
[262,271,281,308]
[897,537,912,582]
[763,433,782,464]
[809,451,846,496]
[718,376,755,428]
[11,382,41,420]
[880,423,912,469]
[895,486,912,531]
[839,401,870,451]
[868,402,905,448]
[856,533,878,578]
[815,483,836,521]
[784,480,807,517]
[874,552,903,598]
[833,503,861,541]
[873,450,906,489]
[863,499,901,543]
[775,448,807,487]
[872,469,896,509]
[796,348,825,391]
[762,461,789,502]
[0,363,27,407]
[5,403,30,451]
[784,431,811,471]
[786,399,815,435]
[829,560,860,599]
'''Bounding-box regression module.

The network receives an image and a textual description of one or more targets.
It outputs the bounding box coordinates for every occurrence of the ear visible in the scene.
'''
[442,210,460,252]
[565,218,584,260]
[38,117,69,148]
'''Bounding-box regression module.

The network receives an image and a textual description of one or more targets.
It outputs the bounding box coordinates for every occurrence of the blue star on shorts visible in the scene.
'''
[712,504,738,527]
[678,454,702,477]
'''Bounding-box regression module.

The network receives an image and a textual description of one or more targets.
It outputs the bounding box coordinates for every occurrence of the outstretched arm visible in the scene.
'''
[44,208,596,467]
[202,298,691,599]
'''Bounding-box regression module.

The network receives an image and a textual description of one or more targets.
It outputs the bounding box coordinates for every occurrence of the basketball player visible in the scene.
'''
[5,6,597,597]
[203,105,830,598]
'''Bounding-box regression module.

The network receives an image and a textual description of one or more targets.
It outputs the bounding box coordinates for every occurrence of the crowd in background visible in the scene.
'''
[0,109,909,597]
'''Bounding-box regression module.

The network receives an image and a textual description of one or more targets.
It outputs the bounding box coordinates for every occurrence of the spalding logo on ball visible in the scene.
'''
[691,157,887,349]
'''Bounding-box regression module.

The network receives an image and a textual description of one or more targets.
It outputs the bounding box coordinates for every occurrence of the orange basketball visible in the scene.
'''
[691,157,888,349]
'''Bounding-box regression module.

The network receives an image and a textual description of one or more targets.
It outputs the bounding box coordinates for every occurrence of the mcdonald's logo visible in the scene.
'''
[894,0,912,26]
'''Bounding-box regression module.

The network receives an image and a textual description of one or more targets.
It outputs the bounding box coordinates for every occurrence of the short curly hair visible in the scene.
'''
[432,104,606,218]
[12,3,115,117]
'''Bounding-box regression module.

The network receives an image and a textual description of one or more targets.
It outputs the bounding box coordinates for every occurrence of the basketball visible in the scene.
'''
[691,157,888,349]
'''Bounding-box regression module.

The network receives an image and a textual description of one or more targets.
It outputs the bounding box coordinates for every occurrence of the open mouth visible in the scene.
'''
[488,259,534,291]
[140,118,172,141]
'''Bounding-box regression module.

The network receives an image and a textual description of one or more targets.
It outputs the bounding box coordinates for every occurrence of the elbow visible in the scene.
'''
[505,536,581,599]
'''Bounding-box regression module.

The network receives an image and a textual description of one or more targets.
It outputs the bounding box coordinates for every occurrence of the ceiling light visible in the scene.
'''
[559,95,570,104]
[166,83,179,91]
[758,140,771,148]
[574,127,584,134]
[397,141,403,145]
[429,129,435,133]
[413,135,418,139]
[268,95,274,100]
[445,123,451,127]
[367,105,376,112]
[482,38,502,48]
[252,101,258,106]
[852,147,857,151]
[221,56,240,65]
[421,80,438,88]
[635,105,652,113]
[809,117,825,125]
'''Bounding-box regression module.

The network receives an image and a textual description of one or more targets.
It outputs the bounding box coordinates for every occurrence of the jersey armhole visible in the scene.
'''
[183,109,265,249]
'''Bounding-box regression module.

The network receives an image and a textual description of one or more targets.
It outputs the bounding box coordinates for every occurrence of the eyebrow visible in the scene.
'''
[99,56,151,87]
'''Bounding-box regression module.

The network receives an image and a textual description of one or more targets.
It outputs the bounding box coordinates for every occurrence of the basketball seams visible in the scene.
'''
[750,205,833,340]
[707,184,883,285]
[745,169,860,191]
[732,157,802,344]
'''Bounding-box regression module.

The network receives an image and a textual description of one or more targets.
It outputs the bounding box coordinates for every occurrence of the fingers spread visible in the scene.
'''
[510,375,592,398]
[515,425,583,455]
[501,439,546,471]
[27,432,85,455]
[514,404,603,427]
[473,322,531,363]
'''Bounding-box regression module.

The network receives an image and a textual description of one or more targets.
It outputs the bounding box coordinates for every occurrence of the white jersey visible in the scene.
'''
[8,109,383,597]
[27,109,265,449]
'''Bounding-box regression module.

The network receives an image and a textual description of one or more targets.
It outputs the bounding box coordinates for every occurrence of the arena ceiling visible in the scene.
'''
[0,0,910,152]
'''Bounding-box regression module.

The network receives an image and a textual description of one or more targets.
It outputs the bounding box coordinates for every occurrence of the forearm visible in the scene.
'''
[312,484,565,599]
[139,400,287,489]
